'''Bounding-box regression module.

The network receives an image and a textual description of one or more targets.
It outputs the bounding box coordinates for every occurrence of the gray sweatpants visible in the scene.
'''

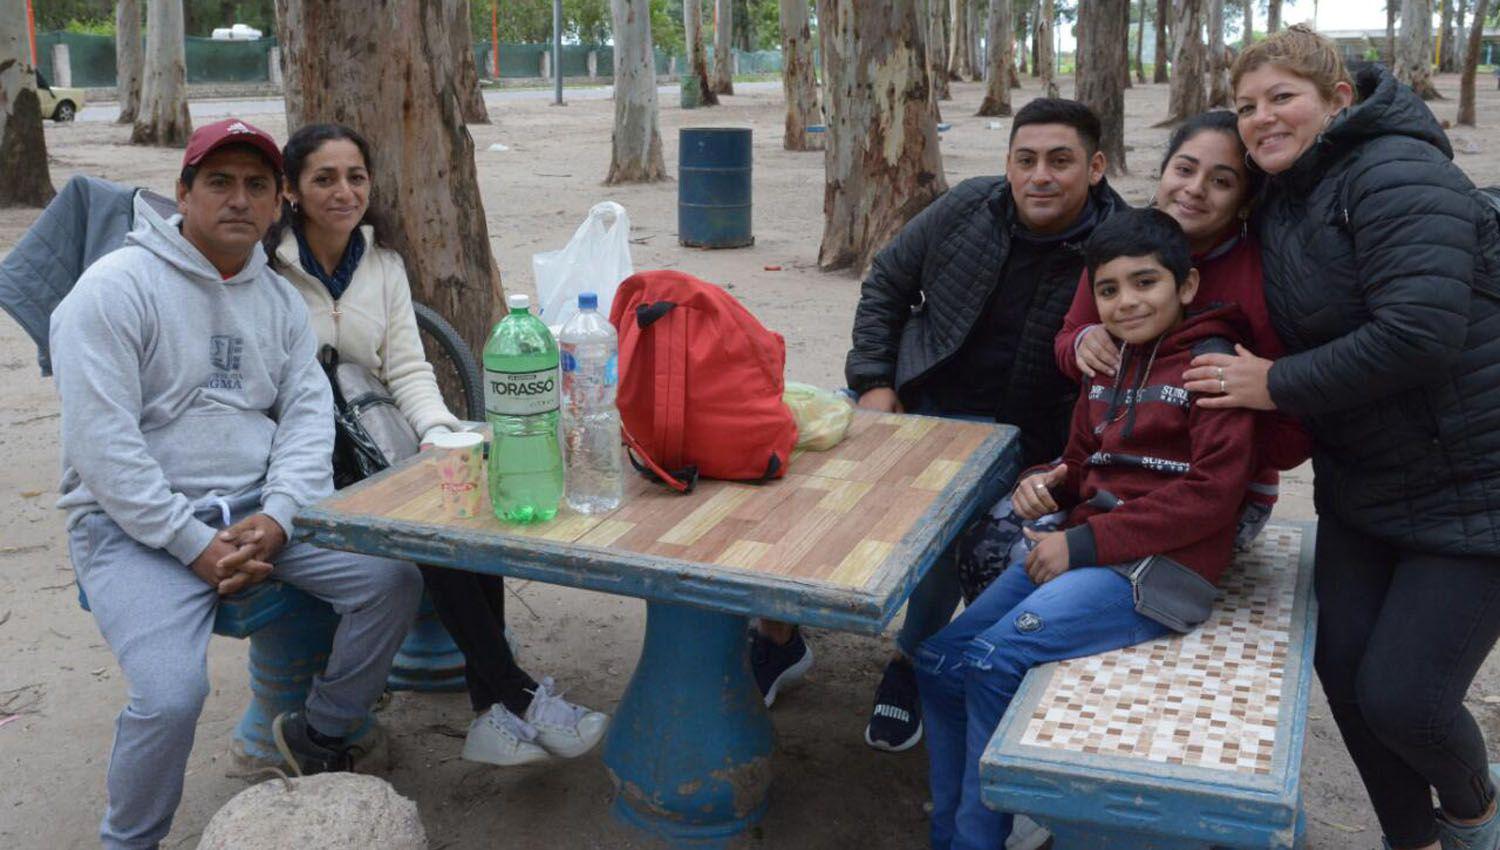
[67,505,422,850]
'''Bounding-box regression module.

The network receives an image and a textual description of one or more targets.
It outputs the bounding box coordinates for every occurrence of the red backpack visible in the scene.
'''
[609,270,798,492]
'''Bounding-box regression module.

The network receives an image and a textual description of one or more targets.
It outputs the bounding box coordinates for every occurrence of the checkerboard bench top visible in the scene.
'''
[980,524,1317,850]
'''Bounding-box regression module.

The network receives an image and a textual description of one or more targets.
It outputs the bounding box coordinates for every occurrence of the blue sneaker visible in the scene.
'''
[750,626,813,708]
[1436,767,1500,850]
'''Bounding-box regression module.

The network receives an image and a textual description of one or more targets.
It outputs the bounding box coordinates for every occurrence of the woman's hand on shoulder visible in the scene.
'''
[1182,344,1276,410]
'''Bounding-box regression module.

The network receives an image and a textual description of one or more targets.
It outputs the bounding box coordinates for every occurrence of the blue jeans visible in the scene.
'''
[914,560,1171,850]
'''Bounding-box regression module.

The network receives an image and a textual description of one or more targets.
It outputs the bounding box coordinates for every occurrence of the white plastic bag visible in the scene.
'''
[532,201,634,330]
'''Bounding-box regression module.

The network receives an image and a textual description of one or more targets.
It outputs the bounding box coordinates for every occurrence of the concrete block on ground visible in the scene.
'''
[52,44,71,87]
[199,773,426,850]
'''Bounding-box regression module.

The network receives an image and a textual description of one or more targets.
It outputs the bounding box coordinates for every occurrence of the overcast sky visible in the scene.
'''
[1291,0,1395,31]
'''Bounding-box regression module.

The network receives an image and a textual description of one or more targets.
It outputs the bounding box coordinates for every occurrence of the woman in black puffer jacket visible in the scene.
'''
[1182,26,1500,850]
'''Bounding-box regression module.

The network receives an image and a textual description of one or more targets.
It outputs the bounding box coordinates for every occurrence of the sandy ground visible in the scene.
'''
[2,72,1499,850]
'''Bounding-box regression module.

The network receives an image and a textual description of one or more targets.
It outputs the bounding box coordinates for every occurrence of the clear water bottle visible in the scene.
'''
[483,293,563,523]
[559,292,623,514]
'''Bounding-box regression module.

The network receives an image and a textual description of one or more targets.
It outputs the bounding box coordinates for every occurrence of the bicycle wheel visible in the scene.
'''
[413,301,485,421]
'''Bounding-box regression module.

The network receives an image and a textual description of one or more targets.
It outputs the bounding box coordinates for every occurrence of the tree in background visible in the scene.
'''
[1386,0,1397,64]
[1039,0,1058,96]
[1076,0,1128,173]
[949,0,975,80]
[115,0,143,124]
[607,0,667,182]
[1133,0,1146,83]
[1398,0,1442,99]
[977,0,1013,115]
[1243,0,1254,47]
[1439,0,1455,72]
[1208,0,1230,106]
[1456,0,1490,125]
[1,0,55,207]
[684,0,719,104]
[1160,0,1206,124]
[452,0,491,124]
[1153,0,1170,82]
[712,0,734,93]
[277,0,500,353]
[1267,0,1281,33]
[927,0,952,99]
[132,0,192,147]
[777,0,820,150]
[817,0,945,274]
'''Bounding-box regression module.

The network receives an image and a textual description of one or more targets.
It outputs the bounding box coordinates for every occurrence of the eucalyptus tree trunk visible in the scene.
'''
[1267,0,1282,33]
[1039,0,1059,97]
[1134,0,1147,83]
[1120,0,1133,87]
[1160,0,1206,125]
[1398,0,1442,99]
[1439,0,1455,72]
[1153,0,1170,82]
[276,0,501,353]
[1242,0,1254,47]
[685,0,720,105]
[1076,0,1129,174]
[115,0,143,124]
[778,0,821,149]
[453,0,490,124]
[712,0,735,93]
[132,0,191,147]
[1457,0,1490,125]
[1207,0,1230,106]
[949,0,975,80]
[817,0,946,274]
[0,0,54,207]
[967,0,983,80]
[927,0,952,99]
[1386,0,1397,65]
[977,0,1014,115]
[607,0,667,181]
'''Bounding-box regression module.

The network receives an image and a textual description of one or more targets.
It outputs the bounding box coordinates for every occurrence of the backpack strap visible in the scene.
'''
[641,301,689,473]
[622,423,697,493]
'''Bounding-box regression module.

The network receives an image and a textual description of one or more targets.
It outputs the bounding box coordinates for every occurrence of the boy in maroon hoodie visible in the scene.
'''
[913,208,1258,850]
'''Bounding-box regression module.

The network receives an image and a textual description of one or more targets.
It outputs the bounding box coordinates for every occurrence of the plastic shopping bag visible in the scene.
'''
[532,201,634,330]
[783,382,855,451]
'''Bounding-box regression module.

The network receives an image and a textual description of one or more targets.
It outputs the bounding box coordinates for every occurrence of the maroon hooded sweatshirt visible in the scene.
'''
[1034,303,1259,586]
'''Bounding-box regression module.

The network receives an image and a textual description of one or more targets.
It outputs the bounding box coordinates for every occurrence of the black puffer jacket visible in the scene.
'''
[1259,65,1500,556]
[845,176,1125,465]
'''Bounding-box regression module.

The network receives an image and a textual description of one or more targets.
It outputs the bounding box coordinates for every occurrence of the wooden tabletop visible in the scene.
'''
[298,411,1018,634]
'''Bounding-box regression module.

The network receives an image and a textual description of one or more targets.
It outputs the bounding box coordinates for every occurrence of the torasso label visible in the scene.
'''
[485,367,560,416]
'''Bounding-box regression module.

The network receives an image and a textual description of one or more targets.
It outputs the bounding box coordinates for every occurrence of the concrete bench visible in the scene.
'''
[80,580,375,765]
[980,523,1317,850]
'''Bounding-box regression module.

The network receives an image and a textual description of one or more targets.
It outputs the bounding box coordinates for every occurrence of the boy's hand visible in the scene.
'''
[1075,326,1119,379]
[1023,528,1070,584]
[1013,464,1068,520]
[856,387,905,413]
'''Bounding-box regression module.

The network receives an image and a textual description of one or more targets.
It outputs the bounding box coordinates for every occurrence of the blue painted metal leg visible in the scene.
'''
[386,589,467,692]
[232,591,374,760]
[603,601,774,846]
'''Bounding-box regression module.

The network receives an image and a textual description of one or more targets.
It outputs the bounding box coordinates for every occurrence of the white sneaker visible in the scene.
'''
[461,704,551,766]
[524,677,610,759]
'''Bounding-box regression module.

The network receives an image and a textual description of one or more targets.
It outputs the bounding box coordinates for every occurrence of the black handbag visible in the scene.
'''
[320,346,420,489]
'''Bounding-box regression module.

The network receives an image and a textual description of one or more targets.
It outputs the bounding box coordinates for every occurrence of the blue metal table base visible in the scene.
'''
[1034,804,1305,850]
[603,601,774,846]
[386,589,467,692]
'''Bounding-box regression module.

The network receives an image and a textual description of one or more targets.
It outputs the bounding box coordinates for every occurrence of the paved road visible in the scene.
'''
[76,81,782,124]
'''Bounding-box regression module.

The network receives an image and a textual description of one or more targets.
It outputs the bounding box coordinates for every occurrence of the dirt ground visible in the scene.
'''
[2,72,1499,850]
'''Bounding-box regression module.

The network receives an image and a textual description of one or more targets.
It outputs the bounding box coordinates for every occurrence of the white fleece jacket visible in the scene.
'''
[275,226,461,441]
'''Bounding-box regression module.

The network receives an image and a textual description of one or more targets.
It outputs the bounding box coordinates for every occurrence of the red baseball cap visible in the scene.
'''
[182,118,283,174]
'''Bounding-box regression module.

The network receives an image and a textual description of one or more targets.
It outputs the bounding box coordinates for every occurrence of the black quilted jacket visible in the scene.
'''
[1259,65,1500,555]
[844,176,1125,466]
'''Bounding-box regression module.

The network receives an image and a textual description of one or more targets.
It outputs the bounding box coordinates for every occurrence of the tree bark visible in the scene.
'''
[1267,0,1282,33]
[115,0,143,124]
[1160,0,1206,125]
[1439,0,1455,72]
[1134,0,1147,83]
[276,0,501,355]
[1121,0,1133,87]
[949,0,975,80]
[927,0,953,99]
[1242,0,1253,47]
[0,0,54,207]
[453,0,490,124]
[968,0,983,80]
[132,0,191,147]
[1039,0,1058,97]
[1208,0,1230,106]
[1457,0,1489,124]
[607,0,667,181]
[1017,7,1029,74]
[685,0,720,105]
[977,0,1013,115]
[1386,0,1397,65]
[1153,0,1170,82]
[712,0,735,94]
[1077,0,1129,174]
[817,0,946,274]
[1398,0,1443,99]
[779,0,821,149]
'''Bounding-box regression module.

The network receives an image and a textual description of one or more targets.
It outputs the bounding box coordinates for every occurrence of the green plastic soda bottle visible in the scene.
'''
[483,294,563,523]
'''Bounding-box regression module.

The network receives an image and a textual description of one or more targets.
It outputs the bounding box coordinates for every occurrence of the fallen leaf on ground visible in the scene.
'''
[1313,816,1365,833]
[19,491,41,498]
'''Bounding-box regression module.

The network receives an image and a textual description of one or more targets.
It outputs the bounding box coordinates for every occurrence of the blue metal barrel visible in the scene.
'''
[679,127,754,248]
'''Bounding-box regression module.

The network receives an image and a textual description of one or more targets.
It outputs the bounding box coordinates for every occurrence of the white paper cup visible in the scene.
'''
[431,431,485,519]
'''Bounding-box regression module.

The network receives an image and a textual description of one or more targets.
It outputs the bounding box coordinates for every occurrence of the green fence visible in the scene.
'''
[36,31,118,88]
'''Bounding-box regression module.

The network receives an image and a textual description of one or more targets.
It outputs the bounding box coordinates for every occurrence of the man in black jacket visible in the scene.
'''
[750,100,1127,756]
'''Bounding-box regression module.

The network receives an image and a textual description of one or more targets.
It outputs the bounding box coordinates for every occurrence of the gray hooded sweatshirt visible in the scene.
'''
[49,194,334,565]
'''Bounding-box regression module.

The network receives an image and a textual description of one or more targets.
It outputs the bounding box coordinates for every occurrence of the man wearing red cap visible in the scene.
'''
[49,118,422,849]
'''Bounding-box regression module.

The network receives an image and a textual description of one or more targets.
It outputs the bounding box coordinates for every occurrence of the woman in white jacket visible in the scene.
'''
[266,124,606,767]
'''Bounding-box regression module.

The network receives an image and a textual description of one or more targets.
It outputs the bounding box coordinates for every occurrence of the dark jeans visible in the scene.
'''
[1313,513,1500,847]
[420,566,538,715]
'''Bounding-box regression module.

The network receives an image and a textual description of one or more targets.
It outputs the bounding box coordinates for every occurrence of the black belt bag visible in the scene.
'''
[1112,555,1218,634]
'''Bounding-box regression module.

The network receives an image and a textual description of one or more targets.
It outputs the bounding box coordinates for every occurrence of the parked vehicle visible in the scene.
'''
[35,72,85,123]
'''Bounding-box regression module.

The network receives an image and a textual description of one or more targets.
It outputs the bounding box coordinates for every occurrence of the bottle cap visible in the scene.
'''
[578,292,598,310]
[506,293,530,311]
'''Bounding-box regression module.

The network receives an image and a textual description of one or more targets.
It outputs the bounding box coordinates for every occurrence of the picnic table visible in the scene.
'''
[296,410,1018,844]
